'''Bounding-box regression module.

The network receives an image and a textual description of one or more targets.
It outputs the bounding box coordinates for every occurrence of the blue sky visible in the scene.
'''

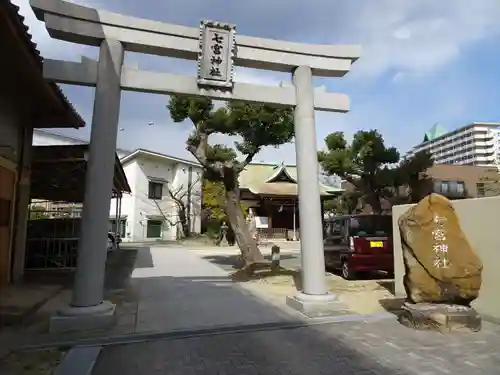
[14,0,500,164]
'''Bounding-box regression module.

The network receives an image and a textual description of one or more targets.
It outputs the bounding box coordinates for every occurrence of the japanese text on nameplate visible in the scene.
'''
[197,21,236,88]
[431,213,450,268]
[433,256,450,269]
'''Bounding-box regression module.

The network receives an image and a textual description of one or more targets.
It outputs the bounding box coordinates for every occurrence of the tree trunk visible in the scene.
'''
[178,206,190,238]
[224,188,265,266]
[365,192,383,214]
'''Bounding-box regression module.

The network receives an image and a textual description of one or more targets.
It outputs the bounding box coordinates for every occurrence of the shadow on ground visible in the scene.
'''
[0,248,144,340]
[230,267,302,288]
[378,297,406,315]
[89,261,418,375]
[202,254,297,269]
[377,279,395,294]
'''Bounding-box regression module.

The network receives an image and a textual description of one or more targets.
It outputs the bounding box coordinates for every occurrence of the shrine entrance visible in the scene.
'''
[31,0,361,332]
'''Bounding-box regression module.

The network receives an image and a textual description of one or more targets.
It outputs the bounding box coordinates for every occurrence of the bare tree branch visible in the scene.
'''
[151,198,181,226]
[236,151,258,173]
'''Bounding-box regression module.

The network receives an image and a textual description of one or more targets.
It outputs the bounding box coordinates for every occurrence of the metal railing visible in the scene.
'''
[25,205,81,270]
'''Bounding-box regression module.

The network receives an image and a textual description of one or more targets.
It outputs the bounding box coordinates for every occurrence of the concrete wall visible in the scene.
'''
[32,129,84,146]
[133,155,176,241]
[392,196,500,321]
[117,155,204,242]
[171,163,203,235]
[109,161,137,241]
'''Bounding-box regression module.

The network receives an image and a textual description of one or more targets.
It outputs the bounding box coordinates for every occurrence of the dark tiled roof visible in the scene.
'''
[4,0,85,127]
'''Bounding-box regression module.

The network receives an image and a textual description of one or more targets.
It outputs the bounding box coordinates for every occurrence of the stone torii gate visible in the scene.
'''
[31,0,361,331]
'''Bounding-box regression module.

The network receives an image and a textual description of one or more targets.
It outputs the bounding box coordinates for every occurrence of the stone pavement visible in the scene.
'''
[130,246,298,332]
[92,318,500,375]
[88,246,500,375]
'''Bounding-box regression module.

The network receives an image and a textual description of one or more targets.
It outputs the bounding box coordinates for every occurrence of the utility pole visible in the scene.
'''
[187,166,193,235]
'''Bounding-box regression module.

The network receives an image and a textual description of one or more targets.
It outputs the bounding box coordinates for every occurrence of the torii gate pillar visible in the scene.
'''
[31,0,360,332]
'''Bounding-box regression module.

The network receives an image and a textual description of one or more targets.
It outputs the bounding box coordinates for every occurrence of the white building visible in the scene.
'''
[33,130,203,242]
[110,149,203,242]
[407,122,500,167]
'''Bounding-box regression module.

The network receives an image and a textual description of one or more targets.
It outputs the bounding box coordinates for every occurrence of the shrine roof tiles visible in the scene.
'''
[239,162,343,197]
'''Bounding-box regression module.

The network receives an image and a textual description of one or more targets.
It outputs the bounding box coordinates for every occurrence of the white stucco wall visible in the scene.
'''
[114,153,203,242]
[171,163,203,235]
[109,161,137,240]
[32,130,84,146]
[32,130,202,242]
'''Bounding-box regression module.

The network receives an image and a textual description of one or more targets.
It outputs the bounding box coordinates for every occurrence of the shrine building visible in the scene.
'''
[238,162,343,240]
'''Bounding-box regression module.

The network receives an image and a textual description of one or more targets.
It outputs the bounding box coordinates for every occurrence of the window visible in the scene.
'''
[148,181,163,200]
[324,218,345,244]
[349,215,392,237]
[477,183,485,197]
[434,180,466,197]
[440,182,449,194]
[448,181,458,194]
[146,220,163,238]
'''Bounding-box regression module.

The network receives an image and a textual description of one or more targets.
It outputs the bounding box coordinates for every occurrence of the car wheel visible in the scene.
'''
[341,260,355,280]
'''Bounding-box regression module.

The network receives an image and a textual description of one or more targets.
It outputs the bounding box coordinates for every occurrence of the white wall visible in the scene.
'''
[171,163,203,235]
[132,155,177,241]
[114,153,203,242]
[32,130,84,146]
[109,161,138,240]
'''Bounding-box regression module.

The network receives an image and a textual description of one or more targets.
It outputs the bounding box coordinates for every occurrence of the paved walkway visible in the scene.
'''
[131,246,297,333]
[92,318,500,375]
[89,246,500,375]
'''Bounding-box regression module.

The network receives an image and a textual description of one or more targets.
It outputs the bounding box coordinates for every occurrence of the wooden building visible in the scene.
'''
[238,162,343,239]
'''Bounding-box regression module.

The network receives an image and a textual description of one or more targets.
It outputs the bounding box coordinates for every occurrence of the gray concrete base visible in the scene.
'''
[286,292,350,318]
[50,301,116,333]
[54,346,102,375]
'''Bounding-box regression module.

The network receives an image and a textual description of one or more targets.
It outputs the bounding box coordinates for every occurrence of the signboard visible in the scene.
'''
[197,20,236,89]
[256,216,269,229]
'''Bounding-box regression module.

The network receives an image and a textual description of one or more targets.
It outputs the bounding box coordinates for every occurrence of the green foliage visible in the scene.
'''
[323,191,363,215]
[30,205,49,220]
[202,180,248,221]
[168,96,214,125]
[168,96,294,173]
[227,102,294,155]
[319,130,433,212]
[318,130,399,185]
[318,130,400,212]
[202,180,227,221]
[168,96,293,261]
[396,150,434,186]
[207,144,237,164]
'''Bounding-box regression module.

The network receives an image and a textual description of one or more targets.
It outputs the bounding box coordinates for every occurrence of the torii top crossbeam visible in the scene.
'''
[30,0,361,112]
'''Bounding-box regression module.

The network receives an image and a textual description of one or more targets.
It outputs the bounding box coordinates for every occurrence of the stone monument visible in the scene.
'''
[246,209,258,243]
[218,222,229,247]
[398,193,483,332]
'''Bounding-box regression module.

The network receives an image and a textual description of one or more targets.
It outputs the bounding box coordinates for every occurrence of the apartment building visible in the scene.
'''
[407,122,500,167]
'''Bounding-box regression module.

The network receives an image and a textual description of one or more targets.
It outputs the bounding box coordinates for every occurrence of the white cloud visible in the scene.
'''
[11,0,500,163]
[344,0,500,78]
[16,0,500,81]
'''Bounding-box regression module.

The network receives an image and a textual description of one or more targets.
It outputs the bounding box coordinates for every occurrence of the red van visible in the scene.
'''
[323,214,393,280]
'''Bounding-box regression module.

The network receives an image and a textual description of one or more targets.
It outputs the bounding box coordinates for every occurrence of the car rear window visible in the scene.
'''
[349,216,392,237]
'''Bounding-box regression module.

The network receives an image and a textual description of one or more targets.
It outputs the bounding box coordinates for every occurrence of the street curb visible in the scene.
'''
[15,312,396,352]
[54,346,102,375]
